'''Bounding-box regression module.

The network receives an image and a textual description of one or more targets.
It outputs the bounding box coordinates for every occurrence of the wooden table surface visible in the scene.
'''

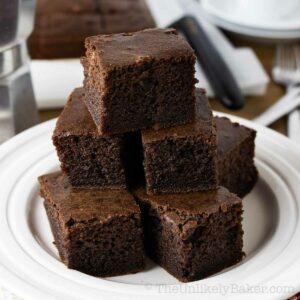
[40,39,287,135]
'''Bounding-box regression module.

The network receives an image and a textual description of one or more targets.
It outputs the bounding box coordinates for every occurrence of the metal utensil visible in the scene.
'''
[288,107,300,144]
[254,45,300,130]
[287,46,300,145]
[0,0,38,144]
[145,0,244,109]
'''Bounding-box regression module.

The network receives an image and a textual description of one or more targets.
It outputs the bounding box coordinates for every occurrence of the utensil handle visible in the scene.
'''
[288,108,300,145]
[173,15,244,109]
[254,87,300,126]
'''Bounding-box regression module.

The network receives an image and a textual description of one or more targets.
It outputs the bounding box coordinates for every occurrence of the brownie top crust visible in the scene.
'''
[85,28,195,70]
[39,172,139,223]
[53,88,102,137]
[100,0,154,16]
[36,0,98,15]
[142,88,213,142]
[134,186,241,216]
[215,116,256,158]
[36,0,154,17]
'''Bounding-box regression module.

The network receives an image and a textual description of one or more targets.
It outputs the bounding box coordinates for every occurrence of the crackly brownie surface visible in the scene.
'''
[82,28,197,135]
[39,172,145,277]
[53,87,100,136]
[134,186,244,282]
[28,0,155,59]
[85,28,194,69]
[215,117,258,197]
[142,89,218,194]
[52,87,127,188]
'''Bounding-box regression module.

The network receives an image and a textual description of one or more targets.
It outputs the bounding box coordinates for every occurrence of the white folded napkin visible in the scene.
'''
[31,59,84,109]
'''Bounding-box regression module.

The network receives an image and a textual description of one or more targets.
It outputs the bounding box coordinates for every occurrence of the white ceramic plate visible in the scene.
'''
[0,113,300,300]
[201,0,300,40]
[202,0,300,31]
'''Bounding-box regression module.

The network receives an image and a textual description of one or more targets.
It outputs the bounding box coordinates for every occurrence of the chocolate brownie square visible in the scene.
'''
[141,89,217,194]
[53,87,128,188]
[82,28,197,135]
[100,0,155,34]
[215,117,258,197]
[39,172,145,277]
[134,186,244,282]
[28,0,155,59]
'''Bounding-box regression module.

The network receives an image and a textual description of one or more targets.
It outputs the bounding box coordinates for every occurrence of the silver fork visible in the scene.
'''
[254,45,300,139]
[287,46,300,145]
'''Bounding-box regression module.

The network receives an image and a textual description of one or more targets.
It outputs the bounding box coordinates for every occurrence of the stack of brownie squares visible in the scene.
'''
[38,28,258,282]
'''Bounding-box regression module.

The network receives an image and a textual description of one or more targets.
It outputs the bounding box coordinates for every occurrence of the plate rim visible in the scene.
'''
[201,1,300,40]
[202,0,300,32]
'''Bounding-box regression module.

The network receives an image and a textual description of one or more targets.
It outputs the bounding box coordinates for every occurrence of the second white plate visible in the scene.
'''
[201,0,300,40]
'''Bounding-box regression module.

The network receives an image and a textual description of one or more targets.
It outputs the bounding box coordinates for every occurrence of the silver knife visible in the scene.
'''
[145,0,244,109]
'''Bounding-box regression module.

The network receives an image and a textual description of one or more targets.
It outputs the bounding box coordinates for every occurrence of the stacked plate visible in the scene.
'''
[201,0,300,41]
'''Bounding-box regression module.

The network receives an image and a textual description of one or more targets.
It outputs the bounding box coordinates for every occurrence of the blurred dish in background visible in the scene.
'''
[201,0,300,41]
[28,0,155,59]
